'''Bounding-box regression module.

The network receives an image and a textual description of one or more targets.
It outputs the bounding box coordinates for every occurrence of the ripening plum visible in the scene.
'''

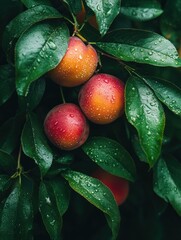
[92,168,129,206]
[44,103,89,150]
[49,36,98,87]
[78,73,125,124]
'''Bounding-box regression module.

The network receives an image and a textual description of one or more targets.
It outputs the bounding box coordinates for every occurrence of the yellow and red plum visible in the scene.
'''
[79,73,125,124]
[49,36,98,87]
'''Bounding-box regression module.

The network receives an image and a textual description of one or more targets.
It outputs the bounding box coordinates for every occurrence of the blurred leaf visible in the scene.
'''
[131,134,147,162]
[0,65,15,105]
[21,112,53,176]
[160,0,181,46]
[21,0,52,8]
[142,76,181,117]
[39,181,62,240]
[3,5,62,61]
[153,156,181,216]
[85,0,120,36]
[62,170,120,240]
[0,182,20,239]
[121,0,163,21]
[55,152,74,165]
[96,29,181,67]
[17,176,34,240]
[0,114,24,154]
[19,77,46,111]
[15,21,69,96]
[48,178,70,216]
[82,137,136,182]
[0,175,12,193]
[63,0,82,14]
[0,150,16,174]
[125,76,165,166]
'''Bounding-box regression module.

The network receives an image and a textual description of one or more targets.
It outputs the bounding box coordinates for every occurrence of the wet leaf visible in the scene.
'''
[142,76,181,117]
[0,65,15,106]
[125,76,165,166]
[62,170,120,240]
[15,21,69,96]
[19,77,46,111]
[39,181,62,240]
[48,178,70,216]
[121,0,163,21]
[17,176,34,240]
[21,0,52,8]
[86,0,120,35]
[96,29,181,67]
[21,112,53,176]
[153,156,181,216]
[0,182,20,239]
[2,5,62,61]
[82,137,136,182]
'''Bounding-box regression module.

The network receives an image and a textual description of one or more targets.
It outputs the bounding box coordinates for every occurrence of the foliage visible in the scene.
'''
[0,0,181,239]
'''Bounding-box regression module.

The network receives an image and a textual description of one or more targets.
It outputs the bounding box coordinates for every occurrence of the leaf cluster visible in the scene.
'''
[0,0,181,239]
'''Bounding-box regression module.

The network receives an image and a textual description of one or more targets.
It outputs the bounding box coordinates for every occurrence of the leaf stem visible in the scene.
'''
[60,87,66,103]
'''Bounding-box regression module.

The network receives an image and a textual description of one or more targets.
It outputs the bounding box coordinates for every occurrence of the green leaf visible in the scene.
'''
[125,76,165,166]
[0,65,15,105]
[0,150,16,174]
[160,0,181,45]
[2,5,62,61]
[142,76,181,117]
[21,112,53,176]
[63,0,82,14]
[131,134,147,163]
[48,178,70,216]
[0,175,12,193]
[62,170,120,240]
[85,0,120,35]
[22,0,52,8]
[153,156,181,216]
[82,137,136,182]
[19,77,46,111]
[17,176,34,240]
[0,114,24,154]
[0,182,20,239]
[39,181,62,240]
[15,21,69,96]
[0,178,34,239]
[96,29,181,67]
[121,0,163,21]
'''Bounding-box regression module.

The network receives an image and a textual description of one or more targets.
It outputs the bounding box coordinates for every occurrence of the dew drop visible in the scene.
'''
[48,41,57,50]
[104,79,109,83]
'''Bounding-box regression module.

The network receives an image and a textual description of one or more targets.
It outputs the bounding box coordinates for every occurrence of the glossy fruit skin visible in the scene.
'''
[78,73,125,124]
[92,169,129,206]
[49,36,98,87]
[44,103,89,150]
